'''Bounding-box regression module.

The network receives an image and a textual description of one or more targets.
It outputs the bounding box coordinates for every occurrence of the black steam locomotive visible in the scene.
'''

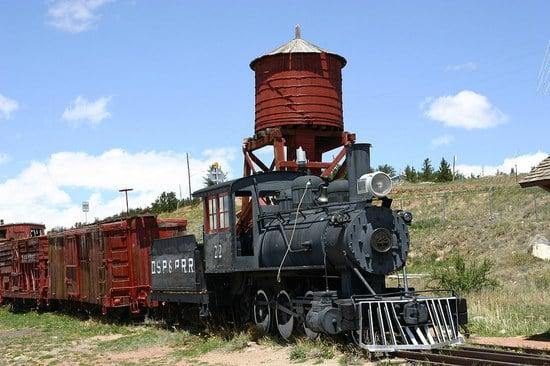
[150,144,467,351]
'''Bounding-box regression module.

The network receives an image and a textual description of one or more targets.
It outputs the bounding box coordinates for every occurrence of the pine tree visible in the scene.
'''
[420,158,434,181]
[151,192,179,214]
[377,164,396,176]
[404,165,418,183]
[436,158,453,182]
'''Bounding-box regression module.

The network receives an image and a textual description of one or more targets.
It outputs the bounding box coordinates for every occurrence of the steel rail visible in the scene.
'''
[439,348,550,365]
[461,345,550,357]
[394,347,550,366]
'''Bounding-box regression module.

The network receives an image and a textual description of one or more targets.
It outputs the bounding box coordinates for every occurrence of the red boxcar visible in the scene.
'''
[0,236,48,305]
[0,216,186,315]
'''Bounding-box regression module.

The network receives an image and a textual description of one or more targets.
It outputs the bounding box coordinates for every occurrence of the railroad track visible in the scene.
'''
[394,345,550,365]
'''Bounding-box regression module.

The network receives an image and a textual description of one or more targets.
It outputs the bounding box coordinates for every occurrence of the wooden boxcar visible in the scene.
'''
[0,216,187,315]
[0,236,49,305]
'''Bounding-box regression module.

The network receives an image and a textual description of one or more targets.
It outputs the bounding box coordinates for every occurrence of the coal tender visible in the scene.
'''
[151,143,467,351]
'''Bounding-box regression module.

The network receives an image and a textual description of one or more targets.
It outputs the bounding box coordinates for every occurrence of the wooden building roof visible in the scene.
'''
[519,156,550,192]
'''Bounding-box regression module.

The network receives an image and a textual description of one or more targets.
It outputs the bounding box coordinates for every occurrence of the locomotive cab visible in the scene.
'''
[193,171,304,274]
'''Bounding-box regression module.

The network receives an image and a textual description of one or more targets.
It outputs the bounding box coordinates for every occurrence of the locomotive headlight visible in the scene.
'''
[370,228,393,253]
[357,171,393,198]
[397,210,413,224]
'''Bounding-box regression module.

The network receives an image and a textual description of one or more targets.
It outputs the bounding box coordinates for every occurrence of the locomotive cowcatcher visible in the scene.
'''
[151,143,468,351]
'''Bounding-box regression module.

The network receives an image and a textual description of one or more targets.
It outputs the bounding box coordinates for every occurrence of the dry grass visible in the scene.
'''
[158,203,204,239]
[467,286,550,337]
[395,175,549,337]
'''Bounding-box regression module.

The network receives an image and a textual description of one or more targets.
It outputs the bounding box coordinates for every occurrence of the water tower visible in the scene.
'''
[243,26,355,178]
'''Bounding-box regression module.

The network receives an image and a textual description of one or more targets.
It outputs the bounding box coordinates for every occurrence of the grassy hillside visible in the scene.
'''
[160,175,550,337]
[392,175,549,337]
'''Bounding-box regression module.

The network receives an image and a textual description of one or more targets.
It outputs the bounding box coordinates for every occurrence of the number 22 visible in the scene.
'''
[213,244,222,259]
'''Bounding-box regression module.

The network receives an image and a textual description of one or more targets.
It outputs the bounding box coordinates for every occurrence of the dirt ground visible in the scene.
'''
[471,336,550,351]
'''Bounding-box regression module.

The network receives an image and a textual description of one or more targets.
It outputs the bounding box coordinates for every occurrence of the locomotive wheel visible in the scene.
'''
[303,291,319,340]
[275,290,294,340]
[253,289,271,334]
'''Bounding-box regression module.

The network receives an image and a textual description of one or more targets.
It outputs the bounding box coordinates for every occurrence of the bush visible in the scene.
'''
[430,254,498,294]
[289,345,307,361]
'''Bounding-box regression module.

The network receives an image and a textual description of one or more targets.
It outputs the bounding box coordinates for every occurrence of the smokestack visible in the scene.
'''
[346,143,371,201]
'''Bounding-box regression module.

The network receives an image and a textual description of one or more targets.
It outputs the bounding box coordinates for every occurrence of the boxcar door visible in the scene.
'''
[65,235,80,298]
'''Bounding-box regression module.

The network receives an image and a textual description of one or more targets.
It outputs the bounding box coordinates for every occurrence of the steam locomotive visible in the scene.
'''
[151,143,468,351]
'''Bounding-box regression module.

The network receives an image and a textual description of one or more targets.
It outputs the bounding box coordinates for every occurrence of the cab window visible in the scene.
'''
[205,193,230,233]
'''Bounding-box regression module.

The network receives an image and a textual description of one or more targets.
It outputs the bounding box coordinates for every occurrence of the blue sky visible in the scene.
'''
[0,1,548,227]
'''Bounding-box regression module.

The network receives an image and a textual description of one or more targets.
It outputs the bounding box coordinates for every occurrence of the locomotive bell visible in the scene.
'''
[317,185,329,203]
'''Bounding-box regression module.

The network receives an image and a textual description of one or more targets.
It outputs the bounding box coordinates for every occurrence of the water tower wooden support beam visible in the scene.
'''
[242,127,355,178]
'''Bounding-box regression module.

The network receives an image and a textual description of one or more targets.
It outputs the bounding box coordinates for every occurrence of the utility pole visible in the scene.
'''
[452,155,456,180]
[119,188,133,215]
[186,153,192,200]
[177,184,182,210]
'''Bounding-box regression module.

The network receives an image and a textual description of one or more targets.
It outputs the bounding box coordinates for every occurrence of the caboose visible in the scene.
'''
[0,222,45,241]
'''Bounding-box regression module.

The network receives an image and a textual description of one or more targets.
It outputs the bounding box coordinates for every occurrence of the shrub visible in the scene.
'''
[289,345,307,361]
[430,254,498,294]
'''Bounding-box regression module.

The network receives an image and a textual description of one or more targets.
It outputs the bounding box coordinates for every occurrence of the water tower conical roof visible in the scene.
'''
[250,25,346,69]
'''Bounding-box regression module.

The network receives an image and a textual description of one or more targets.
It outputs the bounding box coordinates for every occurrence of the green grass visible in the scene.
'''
[0,307,217,365]
[468,288,550,336]
[288,338,336,363]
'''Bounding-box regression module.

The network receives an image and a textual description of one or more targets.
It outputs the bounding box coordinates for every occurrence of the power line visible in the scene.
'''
[537,41,550,95]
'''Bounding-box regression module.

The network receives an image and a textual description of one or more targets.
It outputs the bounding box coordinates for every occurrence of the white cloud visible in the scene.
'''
[445,62,478,72]
[0,154,10,165]
[0,93,19,119]
[47,0,113,33]
[455,151,548,177]
[0,148,236,228]
[62,96,112,126]
[422,90,508,129]
[431,134,454,147]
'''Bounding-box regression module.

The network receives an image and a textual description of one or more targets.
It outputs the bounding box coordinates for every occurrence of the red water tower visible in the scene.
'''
[243,26,355,178]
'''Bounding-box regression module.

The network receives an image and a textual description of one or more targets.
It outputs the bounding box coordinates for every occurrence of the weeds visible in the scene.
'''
[288,338,336,363]
[468,288,550,336]
[289,344,308,361]
[429,253,498,294]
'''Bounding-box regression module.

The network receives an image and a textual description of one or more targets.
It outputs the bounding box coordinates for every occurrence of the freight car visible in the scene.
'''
[0,216,186,315]
[150,144,468,352]
[0,222,45,241]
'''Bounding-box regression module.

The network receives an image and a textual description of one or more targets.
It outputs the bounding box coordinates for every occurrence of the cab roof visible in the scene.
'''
[193,171,304,198]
